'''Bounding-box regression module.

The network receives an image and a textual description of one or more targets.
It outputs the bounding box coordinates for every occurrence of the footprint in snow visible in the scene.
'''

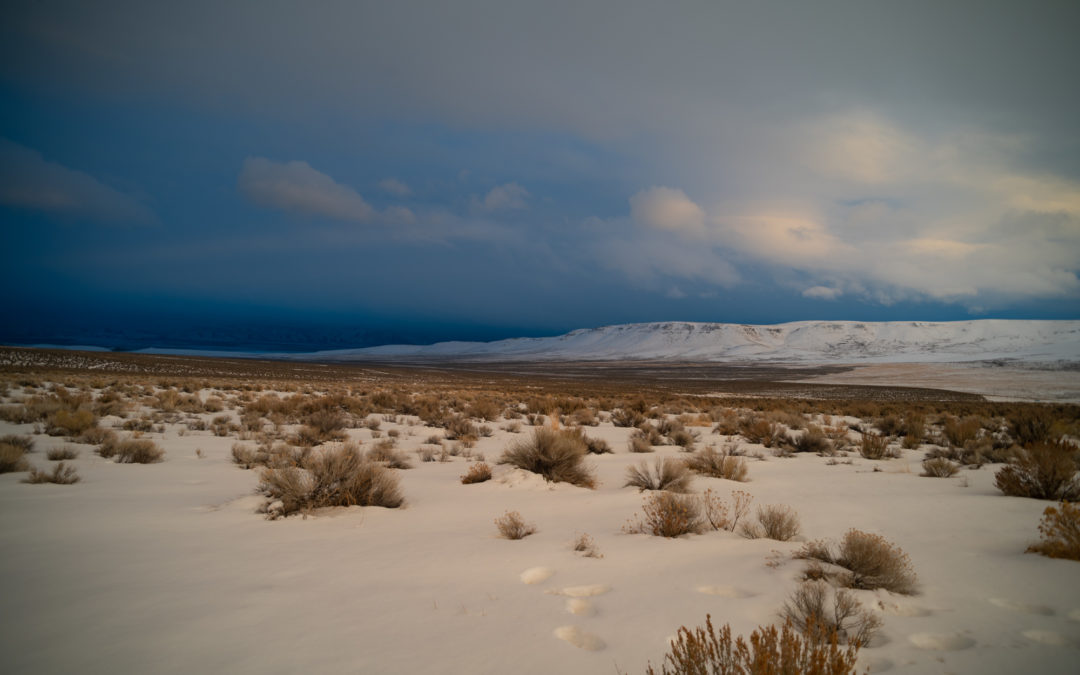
[1021,629,1070,647]
[520,567,554,585]
[554,625,605,651]
[546,584,611,598]
[695,585,755,598]
[566,598,594,616]
[988,597,1055,615]
[907,632,975,651]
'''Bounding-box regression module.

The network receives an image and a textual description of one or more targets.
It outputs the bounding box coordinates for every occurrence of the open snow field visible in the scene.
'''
[1,375,1078,675]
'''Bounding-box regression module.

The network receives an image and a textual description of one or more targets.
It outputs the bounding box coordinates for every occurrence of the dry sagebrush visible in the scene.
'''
[494,510,536,539]
[1026,501,1080,561]
[625,491,705,538]
[645,614,861,675]
[994,440,1079,500]
[685,445,749,481]
[259,445,403,518]
[739,504,802,541]
[460,462,493,484]
[780,581,881,647]
[498,427,596,488]
[98,437,164,464]
[796,529,917,595]
[22,462,80,485]
[624,457,694,493]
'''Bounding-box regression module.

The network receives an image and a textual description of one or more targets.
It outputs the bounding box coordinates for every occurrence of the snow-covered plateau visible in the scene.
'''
[300,320,1080,364]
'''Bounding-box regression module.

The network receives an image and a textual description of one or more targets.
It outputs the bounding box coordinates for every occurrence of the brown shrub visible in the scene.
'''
[943,416,981,448]
[46,446,79,461]
[625,492,705,538]
[571,532,602,558]
[0,441,30,473]
[790,426,832,455]
[611,408,645,428]
[740,504,801,541]
[498,427,596,488]
[259,445,404,518]
[780,581,881,647]
[994,440,1079,500]
[460,462,493,484]
[624,458,694,493]
[685,446,749,482]
[645,615,861,675]
[99,438,164,464]
[629,435,654,453]
[47,408,97,436]
[368,441,413,469]
[859,432,897,460]
[1008,406,1056,446]
[920,457,959,477]
[799,529,917,595]
[495,510,536,539]
[1026,501,1080,561]
[21,462,80,485]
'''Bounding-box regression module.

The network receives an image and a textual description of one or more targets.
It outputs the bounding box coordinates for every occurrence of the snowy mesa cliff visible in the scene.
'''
[305,320,1080,363]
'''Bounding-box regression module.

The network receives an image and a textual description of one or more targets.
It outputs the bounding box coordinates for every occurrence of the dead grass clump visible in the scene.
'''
[645,615,861,675]
[798,530,917,595]
[629,434,654,453]
[1008,406,1056,446]
[0,441,30,473]
[994,440,1079,500]
[495,510,536,539]
[571,532,602,558]
[902,414,925,449]
[443,414,479,442]
[46,408,98,437]
[624,458,694,493]
[740,504,801,541]
[920,457,959,477]
[739,416,784,448]
[1026,501,1080,561]
[780,581,881,647]
[565,427,611,454]
[368,441,413,469]
[460,462,493,484]
[498,427,596,488]
[572,407,598,427]
[790,426,832,455]
[611,408,646,428]
[685,446,749,482]
[22,462,80,485]
[231,442,263,469]
[1,434,35,453]
[98,437,164,464]
[859,432,898,459]
[259,445,404,518]
[943,416,981,448]
[625,492,705,538]
[47,446,80,461]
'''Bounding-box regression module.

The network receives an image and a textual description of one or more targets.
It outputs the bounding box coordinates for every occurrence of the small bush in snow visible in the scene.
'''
[1026,501,1080,561]
[624,458,693,493]
[495,510,536,540]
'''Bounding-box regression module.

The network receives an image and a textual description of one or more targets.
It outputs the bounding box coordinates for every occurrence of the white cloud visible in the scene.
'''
[803,286,842,301]
[0,138,156,224]
[378,178,411,196]
[238,157,374,222]
[475,182,529,212]
[629,187,705,236]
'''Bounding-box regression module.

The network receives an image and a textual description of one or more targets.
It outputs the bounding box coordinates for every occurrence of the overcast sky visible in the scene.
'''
[2,1,1078,347]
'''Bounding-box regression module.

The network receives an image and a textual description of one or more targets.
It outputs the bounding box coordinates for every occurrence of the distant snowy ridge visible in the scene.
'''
[297,320,1080,363]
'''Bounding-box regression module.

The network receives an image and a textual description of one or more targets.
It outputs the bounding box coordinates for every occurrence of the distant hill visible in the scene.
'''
[296,320,1080,363]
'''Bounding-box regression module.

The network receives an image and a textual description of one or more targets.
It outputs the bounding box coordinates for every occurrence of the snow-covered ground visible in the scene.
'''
[1,398,1078,674]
